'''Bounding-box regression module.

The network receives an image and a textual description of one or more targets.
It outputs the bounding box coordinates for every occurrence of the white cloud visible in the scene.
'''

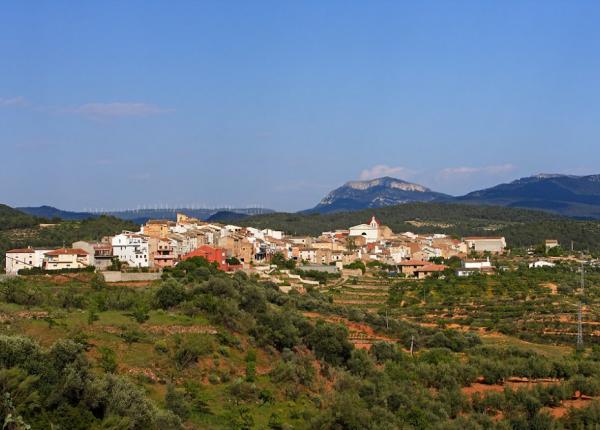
[0,96,28,107]
[439,164,516,177]
[69,102,172,118]
[359,165,415,180]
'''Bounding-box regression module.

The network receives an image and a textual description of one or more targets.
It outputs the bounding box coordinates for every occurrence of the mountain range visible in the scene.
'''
[16,206,273,224]
[11,173,600,222]
[308,174,600,219]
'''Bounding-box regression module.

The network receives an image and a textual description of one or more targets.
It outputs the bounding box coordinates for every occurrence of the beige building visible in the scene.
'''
[545,240,559,251]
[142,220,174,238]
[219,234,254,263]
[398,260,428,277]
[43,248,90,271]
[464,237,507,254]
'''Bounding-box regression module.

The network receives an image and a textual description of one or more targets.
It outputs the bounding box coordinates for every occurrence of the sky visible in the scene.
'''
[1,1,600,212]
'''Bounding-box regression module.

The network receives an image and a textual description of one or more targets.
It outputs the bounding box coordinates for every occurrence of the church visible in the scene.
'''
[348,216,393,243]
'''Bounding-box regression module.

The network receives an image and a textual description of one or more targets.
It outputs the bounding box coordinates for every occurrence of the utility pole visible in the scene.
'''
[577,263,585,350]
[410,335,414,357]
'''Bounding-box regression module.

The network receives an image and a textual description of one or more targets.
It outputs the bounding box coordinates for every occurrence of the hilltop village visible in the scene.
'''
[4,212,522,283]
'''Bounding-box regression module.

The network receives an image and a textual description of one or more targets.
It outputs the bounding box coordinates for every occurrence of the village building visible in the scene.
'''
[387,244,412,263]
[72,241,113,270]
[218,234,254,263]
[111,232,150,268]
[464,236,507,254]
[464,258,493,270]
[43,248,90,271]
[141,220,174,238]
[299,248,318,263]
[349,215,393,243]
[414,264,448,279]
[148,237,176,268]
[182,245,228,270]
[4,247,52,274]
[457,258,495,276]
[529,260,556,268]
[398,260,428,277]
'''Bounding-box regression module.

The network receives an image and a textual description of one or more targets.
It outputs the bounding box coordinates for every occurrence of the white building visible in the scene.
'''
[529,260,556,269]
[4,248,52,274]
[464,258,493,270]
[262,229,284,240]
[111,232,150,268]
[299,248,317,263]
[349,216,381,243]
[388,245,411,263]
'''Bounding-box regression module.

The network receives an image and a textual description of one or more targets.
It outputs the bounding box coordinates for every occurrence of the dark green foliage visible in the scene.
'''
[154,280,187,309]
[271,252,296,270]
[346,349,375,378]
[252,311,301,350]
[165,384,191,420]
[0,334,175,429]
[344,260,366,274]
[306,321,353,367]
[162,256,220,281]
[226,256,241,265]
[90,273,107,290]
[98,347,117,373]
[245,350,257,383]
[0,205,44,230]
[130,302,150,324]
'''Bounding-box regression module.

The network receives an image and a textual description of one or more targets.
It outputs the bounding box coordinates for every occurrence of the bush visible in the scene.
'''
[98,347,117,373]
[173,334,214,369]
[155,280,187,309]
[165,384,191,420]
[306,321,353,367]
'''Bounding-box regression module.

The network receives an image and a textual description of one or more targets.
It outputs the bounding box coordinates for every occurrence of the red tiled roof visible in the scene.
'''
[6,248,35,253]
[463,237,504,240]
[417,264,448,272]
[44,248,89,256]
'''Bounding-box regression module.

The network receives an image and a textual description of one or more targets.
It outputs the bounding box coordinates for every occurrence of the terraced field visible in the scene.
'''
[323,266,600,349]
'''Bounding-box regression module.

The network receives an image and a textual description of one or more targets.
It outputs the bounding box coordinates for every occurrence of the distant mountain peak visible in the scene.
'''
[344,177,431,193]
[307,176,449,214]
[532,173,572,179]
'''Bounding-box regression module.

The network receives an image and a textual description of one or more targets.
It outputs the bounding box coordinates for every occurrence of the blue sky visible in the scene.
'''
[1,1,600,211]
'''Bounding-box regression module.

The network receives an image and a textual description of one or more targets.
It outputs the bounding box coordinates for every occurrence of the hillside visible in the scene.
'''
[3,252,600,428]
[454,174,600,219]
[307,177,449,213]
[241,202,600,251]
[206,211,250,222]
[0,204,45,230]
[17,205,97,221]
